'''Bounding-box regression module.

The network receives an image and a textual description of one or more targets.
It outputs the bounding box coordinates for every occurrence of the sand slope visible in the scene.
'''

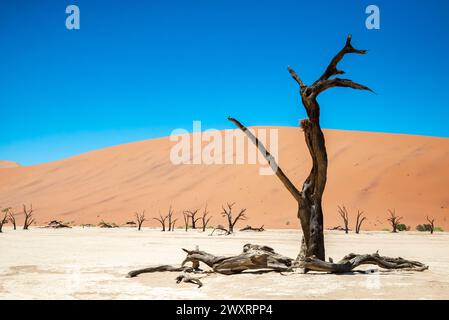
[0,127,448,230]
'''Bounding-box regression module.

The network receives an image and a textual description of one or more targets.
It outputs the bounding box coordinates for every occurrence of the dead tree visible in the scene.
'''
[426,216,435,234]
[128,36,428,283]
[355,210,366,234]
[135,210,146,231]
[185,209,200,229]
[201,206,212,232]
[240,225,265,232]
[23,204,35,230]
[221,202,247,234]
[128,244,428,287]
[387,209,403,233]
[337,205,350,234]
[153,213,167,232]
[167,206,175,231]
[0,210,8,233]
[183,211,190,232]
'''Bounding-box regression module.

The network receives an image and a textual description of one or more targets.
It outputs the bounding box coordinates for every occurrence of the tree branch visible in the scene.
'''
[318,34,367,81]
[227,117,302,202]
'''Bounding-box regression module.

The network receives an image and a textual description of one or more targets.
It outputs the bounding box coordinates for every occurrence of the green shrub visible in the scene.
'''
[416,224,432,232]
[434,227,444,232]
[396,224,409,232]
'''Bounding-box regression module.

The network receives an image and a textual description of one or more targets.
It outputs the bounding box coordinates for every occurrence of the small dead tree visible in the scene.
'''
[166,206,175,231]
[153,213,167,232]
[135,210,146,231]
[355,210,366,234]
[171,218,178,231]
[201,206,212,232]
[387,209,403,233]
[0,210,8,233]
[221,202,247,234]
[426,216,435,234]
[23,204,35,230]
[185,209,200,229]
[337,205,350,234]
[183,211,190,232]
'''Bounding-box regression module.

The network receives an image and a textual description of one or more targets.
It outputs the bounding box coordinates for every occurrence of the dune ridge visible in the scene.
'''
[0,127,448,230]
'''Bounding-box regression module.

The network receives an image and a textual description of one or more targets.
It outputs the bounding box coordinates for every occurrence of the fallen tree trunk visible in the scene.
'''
[240,225,265,232]
[127,244,427,287]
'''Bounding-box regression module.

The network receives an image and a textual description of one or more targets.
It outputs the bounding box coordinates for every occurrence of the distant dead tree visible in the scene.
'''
[426,216,435,234]
[184,209,200,229]
[183,211,190,232]
[153,213,167,232]
[0,209,8,233]
[221,202,247,234]
[201,206,212,232]
[171,218,178,231]
[135,210,146,231]
[337,205,350,234]
[355,210,366,234]
[23,204,35,230]
[166,206,175,231]
[387,209,403,233]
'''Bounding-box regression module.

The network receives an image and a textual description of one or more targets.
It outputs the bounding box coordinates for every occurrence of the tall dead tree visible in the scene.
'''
[229,35,373,264]
[355,210,366,234]
[426,216,435,234]
[23,204,35,230]
[0,210,8,233]
[128,35,428,284]
[387,209,403,233]
[337,205,350,234]
[153,213,167,232]
[185,209,200,229]
[221,202,247,234]
[201,206,212,232]
[135,210,146,231]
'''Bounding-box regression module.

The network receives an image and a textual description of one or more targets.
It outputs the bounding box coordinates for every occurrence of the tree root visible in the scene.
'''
[126,244,428,287]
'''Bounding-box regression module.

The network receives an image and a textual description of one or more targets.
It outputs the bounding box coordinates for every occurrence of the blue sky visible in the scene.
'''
[1,0,448,165]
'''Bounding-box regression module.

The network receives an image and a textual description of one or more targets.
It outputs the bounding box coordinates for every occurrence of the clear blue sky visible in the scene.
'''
[1,0,448,165]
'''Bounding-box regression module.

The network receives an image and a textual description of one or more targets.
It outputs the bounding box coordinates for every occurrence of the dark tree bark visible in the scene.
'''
[337,205,350,234]
[229,35,373,265]
[355,210,366,234]
[23,204,35,230]
[387,209,403,233]
[426,216,435,234]
[135,210,146,231]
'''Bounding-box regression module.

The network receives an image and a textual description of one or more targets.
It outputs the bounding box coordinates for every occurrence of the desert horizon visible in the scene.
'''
[1,126,448,232]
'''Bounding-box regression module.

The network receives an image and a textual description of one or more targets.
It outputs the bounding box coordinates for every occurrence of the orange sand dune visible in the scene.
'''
[0,127,448,230]
[0,161,20,169]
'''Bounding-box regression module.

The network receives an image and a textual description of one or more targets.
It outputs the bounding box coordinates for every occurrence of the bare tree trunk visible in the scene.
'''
[426,216,435,234]
[183,212,189,232]
[135,211,146,231]
[221,203,247,234]
[23,204,35,230]
[201,206,212,232]
[338,205,350,234]
[355,210,366,234]
[0,212,8,233]
[387,209,402,233]
[153,214,167,232]
[230,35,373,264]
